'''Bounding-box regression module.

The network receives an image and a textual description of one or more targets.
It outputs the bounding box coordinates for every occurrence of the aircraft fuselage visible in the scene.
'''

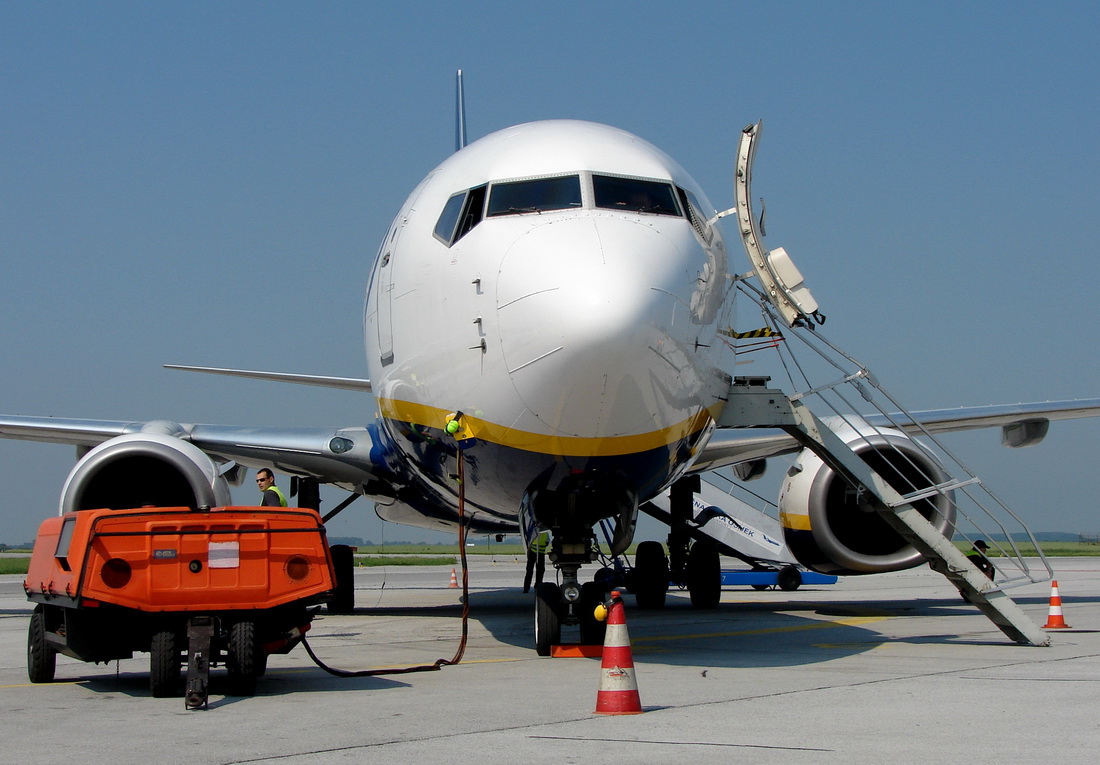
[363,121,735,548]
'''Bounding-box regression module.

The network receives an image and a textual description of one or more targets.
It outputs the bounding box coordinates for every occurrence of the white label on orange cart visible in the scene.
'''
[208,541,240,568]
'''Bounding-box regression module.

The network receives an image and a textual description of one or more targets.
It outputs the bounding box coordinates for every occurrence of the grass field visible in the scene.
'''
[0,558,30,575]
[3,542,1098,578]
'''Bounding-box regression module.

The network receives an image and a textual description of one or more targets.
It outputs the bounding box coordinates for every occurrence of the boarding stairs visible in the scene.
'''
[705,120,1052,645]
[641,476,796,567]
[719,377,1049,646]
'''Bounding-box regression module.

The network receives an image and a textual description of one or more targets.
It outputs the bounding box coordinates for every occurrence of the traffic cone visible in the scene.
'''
[1042,580,1071,629]
[449,568,458,588]
[594,591,643,715]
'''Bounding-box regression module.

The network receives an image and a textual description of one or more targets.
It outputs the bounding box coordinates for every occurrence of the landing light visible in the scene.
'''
[562,583,582,603]
[329,437,354,454]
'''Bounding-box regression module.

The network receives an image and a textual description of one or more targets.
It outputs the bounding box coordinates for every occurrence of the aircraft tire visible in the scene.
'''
[777,565,803,592]
[149,629,181,698]
[27,605,56,684]
[633,540,669,609]
[579,581,608,646]
[534,582,561,656]
[227,621,261,696]
[593,566,619,590]
[687,539,721,609]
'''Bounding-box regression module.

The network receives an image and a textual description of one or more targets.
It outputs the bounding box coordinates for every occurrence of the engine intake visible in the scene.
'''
[778,424,955,575]
[60,431,231,514]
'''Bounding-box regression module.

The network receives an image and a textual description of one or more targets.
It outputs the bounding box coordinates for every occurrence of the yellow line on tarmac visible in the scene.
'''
[631,614,890,647]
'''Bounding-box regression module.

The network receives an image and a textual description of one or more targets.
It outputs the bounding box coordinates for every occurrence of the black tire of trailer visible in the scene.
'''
[149,629,181,698]
[777,566,803,592]
[227,621,261,696]
[328,544,355,613]
[27,605,56,684]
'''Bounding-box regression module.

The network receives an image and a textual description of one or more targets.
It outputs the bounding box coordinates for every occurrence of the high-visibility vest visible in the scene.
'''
[265,485,288,507]
[529,531,549,553]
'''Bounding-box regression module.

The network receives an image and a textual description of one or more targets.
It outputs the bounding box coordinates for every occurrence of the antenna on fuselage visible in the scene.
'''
[455,69,468,152]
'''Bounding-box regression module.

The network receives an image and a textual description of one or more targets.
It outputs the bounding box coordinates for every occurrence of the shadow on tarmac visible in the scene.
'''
[68,667,411,703]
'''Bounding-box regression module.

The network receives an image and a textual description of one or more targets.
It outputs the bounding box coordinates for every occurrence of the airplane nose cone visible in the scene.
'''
[495,216,692,438]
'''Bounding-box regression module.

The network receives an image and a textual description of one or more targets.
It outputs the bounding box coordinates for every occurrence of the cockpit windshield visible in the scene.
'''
[487,175,582,217]
[593,175,681,216]
[434,172,697,249]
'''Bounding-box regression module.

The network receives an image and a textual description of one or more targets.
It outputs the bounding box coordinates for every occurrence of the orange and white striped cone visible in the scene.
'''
[594,591,643,715]
[1043,580,1071,629]
[449,568,458,588]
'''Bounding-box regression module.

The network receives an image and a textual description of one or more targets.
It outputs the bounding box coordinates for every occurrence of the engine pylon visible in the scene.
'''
[594,591,643,715]
[1042,580,1071,629]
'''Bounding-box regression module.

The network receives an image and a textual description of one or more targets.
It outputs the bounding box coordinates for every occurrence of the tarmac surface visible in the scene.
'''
[3,556,1099,764]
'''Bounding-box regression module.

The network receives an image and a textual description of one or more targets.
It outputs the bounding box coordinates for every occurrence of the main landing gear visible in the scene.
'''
[626,537,722,610]
[649,476,724,610]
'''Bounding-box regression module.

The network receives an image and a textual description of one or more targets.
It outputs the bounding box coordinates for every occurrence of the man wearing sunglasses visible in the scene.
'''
[256,468,287,507]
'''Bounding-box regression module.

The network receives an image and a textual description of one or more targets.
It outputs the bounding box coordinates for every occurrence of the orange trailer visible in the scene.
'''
[25,505,336,699]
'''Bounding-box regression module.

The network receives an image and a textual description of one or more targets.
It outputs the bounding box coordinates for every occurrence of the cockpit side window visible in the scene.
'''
[487,175,582,217]
[455,185,486,241]
[677,187,712,242]
[433,192,466,244]
[593,175,681,216]
[434,185,487,247]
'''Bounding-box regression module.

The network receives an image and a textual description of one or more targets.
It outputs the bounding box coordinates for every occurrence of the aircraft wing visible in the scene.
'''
[691,397,1100,474]
[0,416,144,447]
[0,415,390,490]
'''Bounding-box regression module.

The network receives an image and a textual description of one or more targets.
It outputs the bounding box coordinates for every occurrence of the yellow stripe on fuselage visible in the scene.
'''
[378,397,720,457]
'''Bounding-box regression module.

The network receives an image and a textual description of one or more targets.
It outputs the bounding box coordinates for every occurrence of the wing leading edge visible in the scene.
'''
[0,415,393,494]
[690,397,1100,474]
[3,397,1099,501]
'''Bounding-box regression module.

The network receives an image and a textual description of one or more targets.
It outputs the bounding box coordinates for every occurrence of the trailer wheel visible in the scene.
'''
[777,566,803,592]
[227,621,261,696]
[27,605,56,683]
[149,630,181,698]
[328,544,355,613]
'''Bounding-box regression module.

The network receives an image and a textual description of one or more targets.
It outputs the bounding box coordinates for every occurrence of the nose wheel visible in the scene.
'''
[534,582,562,656]
[533,574,614,654]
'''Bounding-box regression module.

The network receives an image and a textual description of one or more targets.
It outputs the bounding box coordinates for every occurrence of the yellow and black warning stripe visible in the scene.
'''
[719,327,782,340]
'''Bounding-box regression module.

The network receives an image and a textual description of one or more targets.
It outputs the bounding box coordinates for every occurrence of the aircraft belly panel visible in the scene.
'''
[378,416,696,527]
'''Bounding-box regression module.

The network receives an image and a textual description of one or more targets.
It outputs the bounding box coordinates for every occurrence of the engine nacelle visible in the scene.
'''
[778,421,955,575]
[59,430,231,515]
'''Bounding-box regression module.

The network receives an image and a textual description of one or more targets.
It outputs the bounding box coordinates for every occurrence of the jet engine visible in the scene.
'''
[59,426,231,515]
[778,422,955,575]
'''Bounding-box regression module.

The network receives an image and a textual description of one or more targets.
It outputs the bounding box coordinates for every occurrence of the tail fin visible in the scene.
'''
[454,69,467,152]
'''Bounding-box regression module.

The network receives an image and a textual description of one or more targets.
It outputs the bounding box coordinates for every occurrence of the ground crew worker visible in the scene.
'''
[966,539,995,579]
[523,531,549,593]
[257,468,288,507]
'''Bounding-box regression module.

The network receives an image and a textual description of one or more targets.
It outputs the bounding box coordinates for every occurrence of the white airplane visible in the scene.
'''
[4,112,1100,654]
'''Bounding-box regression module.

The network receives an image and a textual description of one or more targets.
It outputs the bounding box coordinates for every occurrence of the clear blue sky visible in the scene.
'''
[2,1,1098,546]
